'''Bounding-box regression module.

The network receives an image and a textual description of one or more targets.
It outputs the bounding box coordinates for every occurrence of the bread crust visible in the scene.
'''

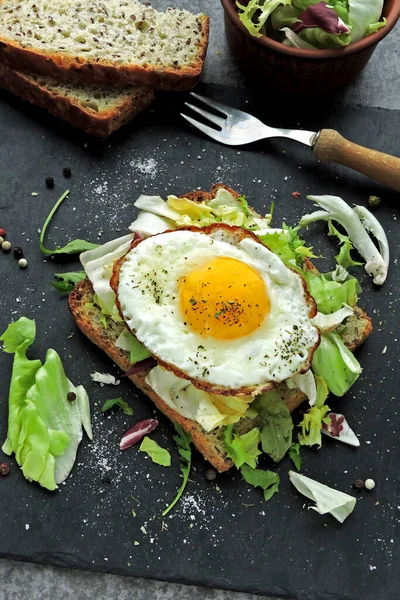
[0,63,154,136]
[0,15,210,90]
[68,185,373,472]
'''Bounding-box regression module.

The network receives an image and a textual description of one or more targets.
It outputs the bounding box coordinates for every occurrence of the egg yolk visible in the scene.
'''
[179,256,270,340]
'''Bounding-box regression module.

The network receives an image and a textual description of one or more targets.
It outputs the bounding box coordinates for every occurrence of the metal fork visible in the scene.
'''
[181,93,400,193]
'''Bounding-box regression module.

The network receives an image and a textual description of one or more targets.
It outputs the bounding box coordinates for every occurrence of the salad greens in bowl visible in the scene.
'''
[220,0,400,93]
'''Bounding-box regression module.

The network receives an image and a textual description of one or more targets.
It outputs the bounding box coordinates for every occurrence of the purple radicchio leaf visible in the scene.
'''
[122,357,157,377]
[120,418,159,450]
[292,2,350,35]
[322,412,344,437]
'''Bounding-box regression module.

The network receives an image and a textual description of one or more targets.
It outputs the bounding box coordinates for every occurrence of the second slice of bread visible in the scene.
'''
[0,63,154,136]
[0,0,209,90]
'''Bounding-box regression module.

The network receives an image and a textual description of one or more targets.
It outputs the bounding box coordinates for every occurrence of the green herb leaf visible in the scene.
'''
[252,390,293,462]
[51,271,86,294]
[40,190,100,256]
[139,436,171,467]
[241,464,280,501]
[224,424,262,469]
[162,423,192,516]
[288,442,302,471]
[101,397,133,416]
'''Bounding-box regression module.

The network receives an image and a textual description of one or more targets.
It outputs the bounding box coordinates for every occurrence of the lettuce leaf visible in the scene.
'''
[328,221,363,269]
[298,375,330,447]
[236,0,292,38]
[139,437,171,467]
[1,317,92,490]
[288,442,302,470]
[241,464,280,501]
[224,425,262,469]
[289,471,356,523]
[305,271,359,314]
[260,224,316,267]
[348,0,384,42]
[312,332,361,397]
[252,390,293,462]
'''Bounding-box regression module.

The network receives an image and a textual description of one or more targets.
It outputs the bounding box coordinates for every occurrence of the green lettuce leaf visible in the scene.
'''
[312,331,362,397]
[298,376,330,447]
[163,423,192,516]
[129,334,152,365]
[305,271,360,314]
[260,225,316,267]
[236,0,292,38]
[288,442,302,471]
[224,424,262,469]
[328,221,363,269]
[139,437,171,466]
[101,397,133,416]
[51,271,86,294]
[40,190,99,256]
[241,464,280,501]
[252,390,293,462]
[1,317,92,490]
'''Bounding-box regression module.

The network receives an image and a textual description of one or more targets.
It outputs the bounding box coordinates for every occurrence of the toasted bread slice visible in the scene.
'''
[0,63,154,137]
[68,185,372,472]
[0,1,209,90]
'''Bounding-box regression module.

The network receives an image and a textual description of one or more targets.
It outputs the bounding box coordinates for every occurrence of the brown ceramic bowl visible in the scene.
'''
[221,0,400,94]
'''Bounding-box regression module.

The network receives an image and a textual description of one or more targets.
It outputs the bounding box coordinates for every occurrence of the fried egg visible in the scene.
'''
[115,224,319,395]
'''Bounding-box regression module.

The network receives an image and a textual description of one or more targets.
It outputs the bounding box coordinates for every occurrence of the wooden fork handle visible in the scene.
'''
[313,128,400,192]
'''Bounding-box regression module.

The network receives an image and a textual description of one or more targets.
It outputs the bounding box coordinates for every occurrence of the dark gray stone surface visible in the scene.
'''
[1,2,399,599]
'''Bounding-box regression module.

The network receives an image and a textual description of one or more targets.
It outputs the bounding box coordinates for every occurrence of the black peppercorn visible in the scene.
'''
[353,478,364,491]
[63,167,72,178]
[101,472,112,484]
[67,391,77,402]
[0,463,10,476]
[13,246,24,259]
[45,177,55,189]
[205,468,217,482]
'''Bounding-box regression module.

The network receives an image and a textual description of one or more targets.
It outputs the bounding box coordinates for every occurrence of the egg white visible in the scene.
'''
[117,228,319,391]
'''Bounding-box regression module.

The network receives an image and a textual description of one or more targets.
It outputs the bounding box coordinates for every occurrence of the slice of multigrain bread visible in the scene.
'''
[68,185,372,472]
[0,1,209,90]
[0,63,154,136]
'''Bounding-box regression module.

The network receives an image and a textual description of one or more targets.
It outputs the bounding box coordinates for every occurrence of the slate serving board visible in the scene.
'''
[0,83,399,600]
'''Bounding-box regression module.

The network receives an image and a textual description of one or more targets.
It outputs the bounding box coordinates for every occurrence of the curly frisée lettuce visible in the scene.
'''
[1,317,92,490]
[298,375,330,447]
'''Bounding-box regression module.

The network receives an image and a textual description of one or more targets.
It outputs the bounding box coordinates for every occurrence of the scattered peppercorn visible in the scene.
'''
[13,246,24,259]
[45,176,55,189]
[292,191,301,199]
[353,478,364,491]
[368,195,381,209]
[101,472,113,484]
[67,391,77,402]
[18,258,28,269]
[1,240,11,252]
[205,468,217,482]
[0,228,6,237]
[0,463,10,477]
[365,478,375,490]
[63,167,72,178]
